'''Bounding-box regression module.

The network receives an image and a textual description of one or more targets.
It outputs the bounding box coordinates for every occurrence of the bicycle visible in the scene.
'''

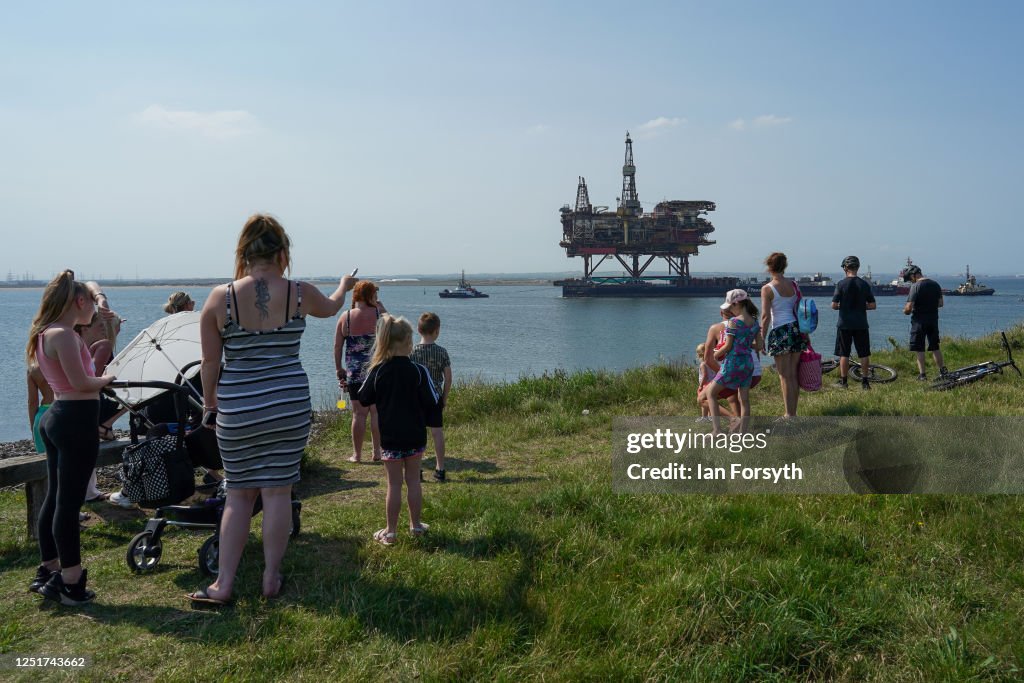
[820,358,898,383]
[930,331,1021,391]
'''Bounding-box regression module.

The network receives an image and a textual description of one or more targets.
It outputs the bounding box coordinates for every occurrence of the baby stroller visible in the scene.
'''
[105,378,302,576]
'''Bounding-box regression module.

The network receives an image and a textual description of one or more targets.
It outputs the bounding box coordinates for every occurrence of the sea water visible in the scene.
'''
[2,278,1022,442]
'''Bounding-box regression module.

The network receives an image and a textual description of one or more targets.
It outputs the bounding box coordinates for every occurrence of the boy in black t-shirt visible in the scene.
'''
[902,264,947,380]
[831,256,877,389]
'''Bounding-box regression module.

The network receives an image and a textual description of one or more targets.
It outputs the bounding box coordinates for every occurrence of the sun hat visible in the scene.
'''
[719,288,749,310]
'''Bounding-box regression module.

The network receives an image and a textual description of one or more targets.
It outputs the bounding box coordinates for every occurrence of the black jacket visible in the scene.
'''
[357,356,440,451]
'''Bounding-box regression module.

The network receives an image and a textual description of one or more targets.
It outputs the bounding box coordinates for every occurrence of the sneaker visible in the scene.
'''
[29,565,57,594]
[916,373,928,382]
[108,491,134,509]
[433,469,446,483]
[861,379,871,391]
[39,569,95,606]
[834,378,848,388]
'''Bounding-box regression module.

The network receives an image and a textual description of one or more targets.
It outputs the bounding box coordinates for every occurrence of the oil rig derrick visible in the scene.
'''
[557,133,718,294]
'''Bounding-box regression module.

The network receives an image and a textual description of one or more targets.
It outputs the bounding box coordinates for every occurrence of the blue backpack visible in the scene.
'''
[797,298,818,334]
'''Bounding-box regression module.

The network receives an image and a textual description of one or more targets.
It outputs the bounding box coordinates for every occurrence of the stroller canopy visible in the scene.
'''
[106,311,203,408]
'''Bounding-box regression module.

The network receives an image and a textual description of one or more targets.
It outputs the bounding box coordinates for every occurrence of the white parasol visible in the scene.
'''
[105,311,204,407]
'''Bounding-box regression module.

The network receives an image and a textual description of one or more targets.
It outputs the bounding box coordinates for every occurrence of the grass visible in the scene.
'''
[1,325,1023,681]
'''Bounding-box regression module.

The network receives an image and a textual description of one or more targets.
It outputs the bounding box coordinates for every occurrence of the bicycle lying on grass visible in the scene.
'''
[930,331,1021,391]
[820,358,898,383]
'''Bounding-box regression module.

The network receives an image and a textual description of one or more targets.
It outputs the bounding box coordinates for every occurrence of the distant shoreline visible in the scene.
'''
[4,274,1022,290]
[0,278,557,290]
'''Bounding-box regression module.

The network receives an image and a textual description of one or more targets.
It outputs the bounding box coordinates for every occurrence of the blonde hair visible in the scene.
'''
[368,315,413,371]
[234,214,292,280]
[696,342,706,359]
[26,270,89,364]
[164,291,193,314]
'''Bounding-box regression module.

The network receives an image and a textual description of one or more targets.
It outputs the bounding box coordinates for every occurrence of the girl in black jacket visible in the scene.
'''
[358,315,439,545]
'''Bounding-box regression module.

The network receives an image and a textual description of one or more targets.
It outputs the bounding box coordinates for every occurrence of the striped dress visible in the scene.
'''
[216,281,311,489]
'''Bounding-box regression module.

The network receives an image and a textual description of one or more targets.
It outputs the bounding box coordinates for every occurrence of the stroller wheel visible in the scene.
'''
[127,531,163,573]
[290,501,302,538]
[198,535,219,577]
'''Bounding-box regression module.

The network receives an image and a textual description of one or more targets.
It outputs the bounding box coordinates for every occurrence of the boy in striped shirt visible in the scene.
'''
[410,312,452,482]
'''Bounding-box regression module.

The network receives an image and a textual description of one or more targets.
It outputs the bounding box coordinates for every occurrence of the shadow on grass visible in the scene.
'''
[299,462,379,499]
[453,475,544,486]
[426,456,499,474]
[75,528,544,646]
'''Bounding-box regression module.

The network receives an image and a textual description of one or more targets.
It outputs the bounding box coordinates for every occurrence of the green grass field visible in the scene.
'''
[1,326,1023,681]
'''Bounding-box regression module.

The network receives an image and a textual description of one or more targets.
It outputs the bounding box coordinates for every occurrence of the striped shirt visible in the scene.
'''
[410,342,451,392]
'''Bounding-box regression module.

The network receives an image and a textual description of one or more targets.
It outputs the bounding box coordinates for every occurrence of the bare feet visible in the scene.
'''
[262,573,285,599]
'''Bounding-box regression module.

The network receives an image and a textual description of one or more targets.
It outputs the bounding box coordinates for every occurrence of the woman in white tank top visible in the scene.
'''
[759,252,807,417]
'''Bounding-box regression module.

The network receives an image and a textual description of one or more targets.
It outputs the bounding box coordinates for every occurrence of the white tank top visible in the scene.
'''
[769,282,797,329]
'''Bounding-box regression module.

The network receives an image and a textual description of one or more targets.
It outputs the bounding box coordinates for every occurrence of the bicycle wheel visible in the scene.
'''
[852,363,897,383]
[820,359,839,374]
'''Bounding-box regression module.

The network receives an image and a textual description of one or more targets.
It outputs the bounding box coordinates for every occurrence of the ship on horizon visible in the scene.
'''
[439,271,489,299]
[948,265,995,296]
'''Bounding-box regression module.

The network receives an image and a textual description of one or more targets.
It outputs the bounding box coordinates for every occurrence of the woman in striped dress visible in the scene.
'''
[189,214,356,605]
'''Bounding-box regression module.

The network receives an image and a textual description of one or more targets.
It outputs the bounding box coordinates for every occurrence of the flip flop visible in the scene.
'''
[373,529,397,546]
[98,425,116,441]
[347,455,362,463]
[187,587,234,608]
[410,522,430,537]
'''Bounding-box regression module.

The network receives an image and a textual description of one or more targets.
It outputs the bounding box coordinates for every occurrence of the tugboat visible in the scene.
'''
[948,265,995,296]
[889,257,915,295]
[439,271,489,299]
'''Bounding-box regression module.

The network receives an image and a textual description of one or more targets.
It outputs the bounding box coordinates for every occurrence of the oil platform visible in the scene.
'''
[554,133,738,297]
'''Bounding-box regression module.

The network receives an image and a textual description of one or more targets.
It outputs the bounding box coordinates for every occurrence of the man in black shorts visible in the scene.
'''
[902,264,947,380]
[831,256,876,389]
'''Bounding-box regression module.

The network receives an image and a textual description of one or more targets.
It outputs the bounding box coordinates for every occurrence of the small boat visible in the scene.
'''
[948,265,995,296]
[888,257,916,295]
[439,271,489,299]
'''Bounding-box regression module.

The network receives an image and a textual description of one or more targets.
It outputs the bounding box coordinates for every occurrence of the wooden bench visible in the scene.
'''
[0,441,128,538]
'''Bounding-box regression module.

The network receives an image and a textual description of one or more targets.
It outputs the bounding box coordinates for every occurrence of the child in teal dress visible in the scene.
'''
[703,289,762,434]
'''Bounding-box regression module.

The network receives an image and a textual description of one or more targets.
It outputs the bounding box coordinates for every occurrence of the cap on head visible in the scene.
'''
[841,255,860,270]
[720,288,749,310]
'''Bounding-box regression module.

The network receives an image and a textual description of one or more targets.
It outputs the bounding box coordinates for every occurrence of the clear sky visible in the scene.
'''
[3,1,1022,279]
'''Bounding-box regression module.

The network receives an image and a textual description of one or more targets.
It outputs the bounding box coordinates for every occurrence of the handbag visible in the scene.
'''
[798,342,823,392]
[120,433,196,506]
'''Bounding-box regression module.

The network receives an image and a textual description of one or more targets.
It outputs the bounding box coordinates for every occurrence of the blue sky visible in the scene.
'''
[2,1,1022,279]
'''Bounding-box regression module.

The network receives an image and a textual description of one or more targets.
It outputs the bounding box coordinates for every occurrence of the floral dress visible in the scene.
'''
[713,317,759,390]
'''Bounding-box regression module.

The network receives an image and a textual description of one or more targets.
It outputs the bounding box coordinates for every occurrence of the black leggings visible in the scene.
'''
[38,400,99,568]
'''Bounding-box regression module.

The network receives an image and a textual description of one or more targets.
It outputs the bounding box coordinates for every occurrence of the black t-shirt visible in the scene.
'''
[357,356,440,451]
[908,279,943,323]
[832,276,876,330]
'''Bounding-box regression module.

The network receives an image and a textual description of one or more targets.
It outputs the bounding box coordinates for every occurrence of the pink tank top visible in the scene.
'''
[36,326,95,394]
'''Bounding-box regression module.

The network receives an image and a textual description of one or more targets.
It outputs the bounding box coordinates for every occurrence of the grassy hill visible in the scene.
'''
[1,326,1022,681]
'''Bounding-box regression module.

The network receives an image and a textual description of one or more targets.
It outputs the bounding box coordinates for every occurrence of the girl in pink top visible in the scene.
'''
[25,270,114,606]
